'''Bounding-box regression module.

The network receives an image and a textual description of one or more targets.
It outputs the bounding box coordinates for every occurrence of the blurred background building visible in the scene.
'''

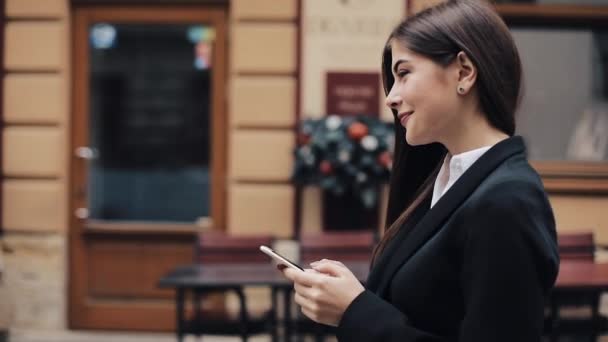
[0,0,607,339]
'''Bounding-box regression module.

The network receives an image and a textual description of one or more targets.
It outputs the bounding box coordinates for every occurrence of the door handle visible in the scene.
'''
[75,146,98,160]
[74,208,89,219]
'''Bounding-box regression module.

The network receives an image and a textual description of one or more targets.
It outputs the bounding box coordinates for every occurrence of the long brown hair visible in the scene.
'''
[371,0,522,264]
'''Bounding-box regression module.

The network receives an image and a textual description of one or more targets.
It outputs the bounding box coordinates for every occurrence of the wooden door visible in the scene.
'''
[69,5,227,330]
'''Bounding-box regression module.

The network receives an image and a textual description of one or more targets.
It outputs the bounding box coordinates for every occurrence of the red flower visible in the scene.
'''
[347,122,368,141]
[298,133,311,145]
[319,160,333,174]
[378,151,392,168]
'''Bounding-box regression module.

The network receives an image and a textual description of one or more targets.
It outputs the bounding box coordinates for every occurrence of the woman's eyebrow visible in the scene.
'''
[392,59,409,74]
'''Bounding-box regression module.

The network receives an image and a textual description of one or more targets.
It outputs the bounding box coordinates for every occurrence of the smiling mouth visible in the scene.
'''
[398,111,414,125]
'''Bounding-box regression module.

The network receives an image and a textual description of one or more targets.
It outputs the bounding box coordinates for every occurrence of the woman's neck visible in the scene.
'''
[441,112,509,156]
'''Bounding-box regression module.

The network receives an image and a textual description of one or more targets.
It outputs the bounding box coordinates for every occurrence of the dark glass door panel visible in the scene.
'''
[87,24,214,222]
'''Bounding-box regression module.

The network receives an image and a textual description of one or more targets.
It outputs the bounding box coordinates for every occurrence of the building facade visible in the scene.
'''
[1,0,608,333]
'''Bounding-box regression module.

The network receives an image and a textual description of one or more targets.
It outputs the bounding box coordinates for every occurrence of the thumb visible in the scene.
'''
[311,260,343,277]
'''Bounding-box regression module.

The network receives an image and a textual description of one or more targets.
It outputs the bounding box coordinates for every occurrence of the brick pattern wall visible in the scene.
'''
[2,0,69,329]
[227,0,298,238]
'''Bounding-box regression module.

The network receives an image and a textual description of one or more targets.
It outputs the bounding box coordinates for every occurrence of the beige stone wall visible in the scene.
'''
[410,0,446,14]
[227,0,297,238]
[1,0,70,330]
[549,195,608,244]
[2,234,66,330]
[225,0,298,316]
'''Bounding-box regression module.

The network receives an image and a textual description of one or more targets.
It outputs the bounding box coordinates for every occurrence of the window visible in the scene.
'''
[512,28,607,162]
[495,2,608,193]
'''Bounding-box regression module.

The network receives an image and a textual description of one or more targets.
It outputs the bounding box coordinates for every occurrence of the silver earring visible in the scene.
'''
[458,87,465,94]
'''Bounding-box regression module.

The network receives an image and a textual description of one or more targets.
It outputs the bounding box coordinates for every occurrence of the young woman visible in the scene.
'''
[282,0,560,341]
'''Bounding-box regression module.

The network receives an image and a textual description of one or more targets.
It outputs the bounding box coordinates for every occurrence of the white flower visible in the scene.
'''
[300,145,312,156]
[305,155,316,166]
[325,115,342,130]
[299,146,316,166]
[338,150,351,163]
[356,172,367,183]
[361,135,379,151]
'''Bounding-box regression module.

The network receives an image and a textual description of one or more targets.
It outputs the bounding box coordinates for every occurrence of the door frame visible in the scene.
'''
[69,5,227,330]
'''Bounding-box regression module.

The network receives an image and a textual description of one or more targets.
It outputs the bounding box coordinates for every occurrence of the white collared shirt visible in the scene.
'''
[430,145,494,208]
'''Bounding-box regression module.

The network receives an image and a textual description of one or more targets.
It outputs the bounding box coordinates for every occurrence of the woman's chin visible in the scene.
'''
[405,132,433,147]
[405,131,422,146]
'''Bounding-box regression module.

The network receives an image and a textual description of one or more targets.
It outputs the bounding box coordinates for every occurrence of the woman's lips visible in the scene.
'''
[399,111,414,126]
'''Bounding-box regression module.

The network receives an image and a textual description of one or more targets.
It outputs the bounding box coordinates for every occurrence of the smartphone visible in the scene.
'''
[259,245,304,272]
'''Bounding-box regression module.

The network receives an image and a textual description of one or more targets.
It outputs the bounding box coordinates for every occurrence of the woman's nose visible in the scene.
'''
[385,94,402,110]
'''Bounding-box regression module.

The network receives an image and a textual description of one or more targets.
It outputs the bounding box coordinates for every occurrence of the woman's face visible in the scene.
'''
[385,40,462,146]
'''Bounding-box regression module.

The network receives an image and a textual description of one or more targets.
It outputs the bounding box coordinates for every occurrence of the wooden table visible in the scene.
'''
[549,260,608,342]
[159,263,288,342]
[556,260,608,290]
[158,262,369,342]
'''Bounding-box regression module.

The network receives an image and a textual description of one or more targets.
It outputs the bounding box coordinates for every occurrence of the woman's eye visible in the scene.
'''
[397,70,410,78]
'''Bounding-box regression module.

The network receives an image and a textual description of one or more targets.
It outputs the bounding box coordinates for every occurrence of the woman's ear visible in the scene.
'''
[455,51,477,94]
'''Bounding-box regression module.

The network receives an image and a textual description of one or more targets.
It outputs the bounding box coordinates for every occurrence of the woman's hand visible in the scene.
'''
[281,259,365,327]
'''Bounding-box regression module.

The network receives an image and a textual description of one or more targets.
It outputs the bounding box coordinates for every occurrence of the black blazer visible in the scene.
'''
[336,136,560,342]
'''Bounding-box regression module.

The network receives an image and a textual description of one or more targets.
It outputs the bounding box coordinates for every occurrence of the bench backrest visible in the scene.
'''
[300,231,376,263]
[558,232,595,261]
[196,232,274,264]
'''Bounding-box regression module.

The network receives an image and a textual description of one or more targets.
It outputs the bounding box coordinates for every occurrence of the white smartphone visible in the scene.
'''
[259,245,304,272]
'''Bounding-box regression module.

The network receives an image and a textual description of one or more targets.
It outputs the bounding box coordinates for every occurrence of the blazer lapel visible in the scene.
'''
[369,136,526,298]
[365,195,431,292]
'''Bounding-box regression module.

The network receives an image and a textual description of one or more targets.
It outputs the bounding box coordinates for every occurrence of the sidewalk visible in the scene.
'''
[9,330,273,342]
[9,329,607,342]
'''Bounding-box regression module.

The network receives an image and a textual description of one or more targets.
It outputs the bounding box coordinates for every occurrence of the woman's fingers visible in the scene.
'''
[284,267,329,287]
[294,282,316,301]
[329,259,345,267]
[297,293,336,326]
[294,291,317,314]
[311,260,344,277]
[288,261,357,327]
[283,268,313,286]
[301,306,319,323]
[311,258,345,267]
